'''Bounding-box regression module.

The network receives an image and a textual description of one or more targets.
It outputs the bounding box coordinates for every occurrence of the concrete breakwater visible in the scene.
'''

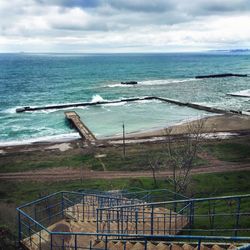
[16,97,155,113]
[227,93,250,98]
[65,111,96,142]
[195,73,248,79]
[16,96,246,115]
[155,97,235,114]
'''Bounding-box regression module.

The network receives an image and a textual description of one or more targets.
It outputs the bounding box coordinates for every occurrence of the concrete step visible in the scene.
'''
[91,240,237,250]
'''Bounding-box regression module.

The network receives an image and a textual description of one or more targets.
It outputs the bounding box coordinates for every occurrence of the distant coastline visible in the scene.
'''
[210,48,250,53]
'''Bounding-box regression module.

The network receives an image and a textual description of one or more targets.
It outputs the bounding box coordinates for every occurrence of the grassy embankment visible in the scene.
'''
[0,137,250,248]
[0,171,250,242]
[0,137,249,173]
[0,171,249,205]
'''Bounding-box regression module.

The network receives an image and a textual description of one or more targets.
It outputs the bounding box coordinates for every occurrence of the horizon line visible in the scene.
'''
[0,49,249,54]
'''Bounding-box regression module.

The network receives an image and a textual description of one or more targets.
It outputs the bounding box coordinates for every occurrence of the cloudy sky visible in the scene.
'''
[0,0,250,52]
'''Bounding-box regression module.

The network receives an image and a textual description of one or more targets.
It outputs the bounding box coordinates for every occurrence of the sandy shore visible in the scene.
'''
[111,114,250,139]
[0,114,249,153]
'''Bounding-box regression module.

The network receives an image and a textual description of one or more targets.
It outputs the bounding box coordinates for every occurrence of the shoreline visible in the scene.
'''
[0,113,250,152]
[0,133,81,147]
[120,113,250,139]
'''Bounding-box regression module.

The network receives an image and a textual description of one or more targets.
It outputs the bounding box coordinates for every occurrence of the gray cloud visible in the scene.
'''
[106,0,175,13]
[178,0,250,16]
[0,0,250,52]
[35,0,250,16]
[201,0,249,13]
[33,0,250,31]
[27,0,250,32]
[36,0,101,8]
[50,19,109,31]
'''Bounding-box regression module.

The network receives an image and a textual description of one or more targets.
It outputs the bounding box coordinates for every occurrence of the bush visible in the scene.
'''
[0,225,16,249]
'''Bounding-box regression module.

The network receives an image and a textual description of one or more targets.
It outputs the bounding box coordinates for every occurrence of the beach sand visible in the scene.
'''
[0,114,249,153]
[113,114,250,139]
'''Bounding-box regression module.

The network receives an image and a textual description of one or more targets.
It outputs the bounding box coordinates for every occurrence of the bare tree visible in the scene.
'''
[148,155,161,188]
[164,118,206,195]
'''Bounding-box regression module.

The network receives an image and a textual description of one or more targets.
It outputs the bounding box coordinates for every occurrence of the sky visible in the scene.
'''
[0,0,250,53]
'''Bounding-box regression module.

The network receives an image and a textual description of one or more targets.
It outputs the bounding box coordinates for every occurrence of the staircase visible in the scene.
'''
[18,191,250,250]
[98,206,188,235]
[92,239,237,250]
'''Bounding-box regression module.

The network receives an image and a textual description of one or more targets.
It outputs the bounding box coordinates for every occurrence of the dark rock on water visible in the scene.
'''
[16,107,30,113]
[195,73,247,79]
[121,81,138,85]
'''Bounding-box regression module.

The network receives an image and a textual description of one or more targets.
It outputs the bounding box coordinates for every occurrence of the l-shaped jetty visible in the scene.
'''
[16,96,247,115]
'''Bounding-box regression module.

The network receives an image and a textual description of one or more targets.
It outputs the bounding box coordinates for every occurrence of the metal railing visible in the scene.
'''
[77,188,188,203]
[121,188,188,202]
[97,194,250,237]
[17,191,250,249]
[17,190,148,245]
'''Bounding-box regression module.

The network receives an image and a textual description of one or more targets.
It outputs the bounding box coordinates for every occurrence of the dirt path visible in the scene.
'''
[0,163,249,182]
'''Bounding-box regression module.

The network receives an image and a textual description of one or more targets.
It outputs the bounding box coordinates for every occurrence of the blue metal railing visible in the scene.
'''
[76,188,188,205]
[49,232,250,249]
[17,191,144,241]
[97,194,250,237]
[121,188,188,202]
[17,191,250,249]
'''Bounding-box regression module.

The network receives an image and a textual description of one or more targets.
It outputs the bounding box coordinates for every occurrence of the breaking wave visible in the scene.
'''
[91,94,107,102]
[0,133,80,147]
[228,89,250,97]
[107,78,197,88]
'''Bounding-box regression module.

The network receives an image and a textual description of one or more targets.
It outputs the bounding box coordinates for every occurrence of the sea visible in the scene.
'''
[0,52,249,146]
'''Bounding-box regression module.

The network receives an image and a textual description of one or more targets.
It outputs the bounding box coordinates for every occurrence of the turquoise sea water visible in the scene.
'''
[0,52,249,145]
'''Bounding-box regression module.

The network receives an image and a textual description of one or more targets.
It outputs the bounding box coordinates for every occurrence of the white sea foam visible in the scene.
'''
[134,99,162,104]
[108,83,136,88]
[104,101,127,107]
[27,106,89,114]
[99,97,162,108]
[107,78,197,88]
[91,94,106,102]
[1,107,19,114]
[0,133,80,147]
[91,95,161,107]
[26,109,59,114]
[1,96,159,115]
[229,89,250,97]
[3,102,90,114]
[140,78,196,86]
